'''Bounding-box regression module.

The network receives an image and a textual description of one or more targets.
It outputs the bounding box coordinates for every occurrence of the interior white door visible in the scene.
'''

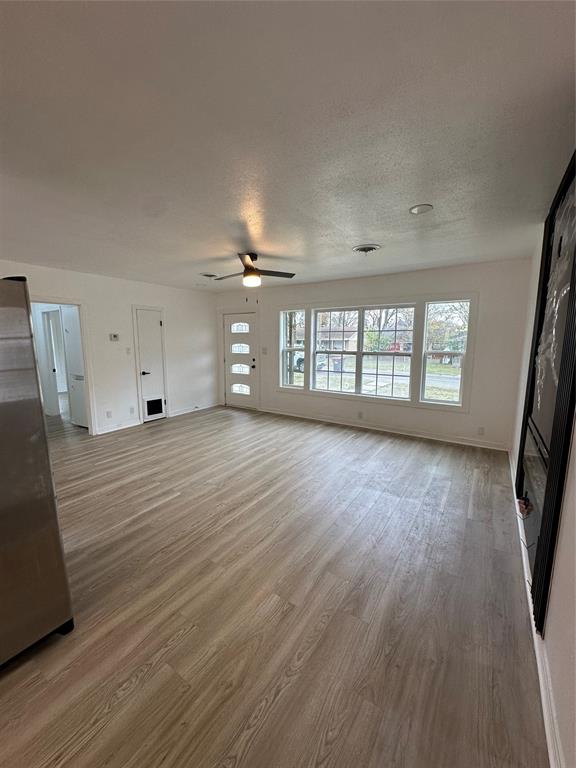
[38,310,59,415]
[61,305,88,428]
[224,313,259,408]
[135,308,166,421]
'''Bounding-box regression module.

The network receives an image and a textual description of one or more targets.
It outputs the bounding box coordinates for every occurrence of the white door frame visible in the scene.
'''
[221,311,261,410]
[132,304,168,424]
[30,295,97,436]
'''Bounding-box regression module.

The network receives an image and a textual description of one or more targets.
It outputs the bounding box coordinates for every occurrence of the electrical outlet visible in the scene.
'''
[477,426,485,436]
[357,411,364,420]
[129,406,135,416]
[106,410,112,419]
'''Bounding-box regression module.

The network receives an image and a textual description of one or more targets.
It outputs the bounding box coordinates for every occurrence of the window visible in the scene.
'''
[231,322,250,333]
[280,310,306,387]
[279,298,472,408]
[421,300,470,404]
[312,306,413,398]
[231,383,250,395]
[361,307,413,399]
[230,363,250,375]
[314,310,358,392]
[231,343,250,354]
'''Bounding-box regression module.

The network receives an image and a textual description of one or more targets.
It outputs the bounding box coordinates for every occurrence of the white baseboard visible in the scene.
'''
[254,404,507,451]
[167,403,218,418]
[96,418,141,435]
[95,404,219,434]
[507,456,565,768]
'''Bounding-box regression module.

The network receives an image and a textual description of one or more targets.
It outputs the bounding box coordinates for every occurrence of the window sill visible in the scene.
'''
[276,385,468,414]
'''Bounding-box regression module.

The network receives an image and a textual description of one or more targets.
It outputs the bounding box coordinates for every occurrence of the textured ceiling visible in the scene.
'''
[0,1,574,290]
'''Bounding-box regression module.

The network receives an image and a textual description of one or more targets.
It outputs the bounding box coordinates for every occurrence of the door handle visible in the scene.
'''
[141,370,151,375]
[251,364,256,369]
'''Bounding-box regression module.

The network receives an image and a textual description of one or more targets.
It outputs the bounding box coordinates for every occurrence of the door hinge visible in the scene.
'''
[164,398,166,405]
[160,320,163,326]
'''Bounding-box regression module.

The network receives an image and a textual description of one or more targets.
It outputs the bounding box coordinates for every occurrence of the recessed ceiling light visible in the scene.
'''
[352,244,381,254]
[409,204,434,215]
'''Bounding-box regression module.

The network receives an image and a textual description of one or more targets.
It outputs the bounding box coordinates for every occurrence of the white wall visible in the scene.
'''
[509,234,575,768]
[544,421,575,768]
[217,258,531,450]
[1,259,219,434]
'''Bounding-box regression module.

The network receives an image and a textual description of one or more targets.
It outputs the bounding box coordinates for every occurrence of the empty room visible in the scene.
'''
[0,2,574,767]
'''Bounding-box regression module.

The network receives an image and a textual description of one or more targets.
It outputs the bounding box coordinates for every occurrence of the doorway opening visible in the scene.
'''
[30,302,89,431]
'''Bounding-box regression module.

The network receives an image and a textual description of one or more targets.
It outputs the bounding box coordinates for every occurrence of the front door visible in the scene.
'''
[224,313,259,408]
[135,308,166,421]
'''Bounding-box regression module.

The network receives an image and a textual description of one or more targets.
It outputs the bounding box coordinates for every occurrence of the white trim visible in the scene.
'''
[96,419,142,435]
[167,403,218,418]
[507,455,565,768]
[252,404,507,450]
[96,404,220,434]
[273,384,473,414]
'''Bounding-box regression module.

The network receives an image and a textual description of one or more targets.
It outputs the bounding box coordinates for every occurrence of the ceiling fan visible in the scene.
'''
[214,253,295,287]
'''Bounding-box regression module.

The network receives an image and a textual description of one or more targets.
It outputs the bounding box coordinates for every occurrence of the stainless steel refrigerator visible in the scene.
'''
[0,276,73,666]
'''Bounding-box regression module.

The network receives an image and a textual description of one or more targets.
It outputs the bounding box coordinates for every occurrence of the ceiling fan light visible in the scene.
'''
[242,271,261,288]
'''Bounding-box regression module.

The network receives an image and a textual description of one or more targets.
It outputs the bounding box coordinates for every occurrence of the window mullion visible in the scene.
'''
[356,308,364,393]
[304,308,312,392]
[412,301,426,403]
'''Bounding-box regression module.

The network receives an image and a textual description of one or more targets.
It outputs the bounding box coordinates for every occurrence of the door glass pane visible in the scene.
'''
[231,322,250,333]
[231,343,250,354]
[231,383,250,395]
[231,363,250,375]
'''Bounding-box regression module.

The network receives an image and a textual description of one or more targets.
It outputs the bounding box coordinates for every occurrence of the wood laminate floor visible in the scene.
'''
[0,408,548,767]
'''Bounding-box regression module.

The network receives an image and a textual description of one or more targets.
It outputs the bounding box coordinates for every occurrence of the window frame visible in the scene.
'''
[277,294,475,412]
[420,299,471,407]
[279,309,306,389]
[312,305,416,401]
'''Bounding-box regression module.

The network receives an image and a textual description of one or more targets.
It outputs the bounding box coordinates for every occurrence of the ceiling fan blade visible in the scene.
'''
[214,272,244,281]
[238,252,256,269]
[258,269,296,279]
